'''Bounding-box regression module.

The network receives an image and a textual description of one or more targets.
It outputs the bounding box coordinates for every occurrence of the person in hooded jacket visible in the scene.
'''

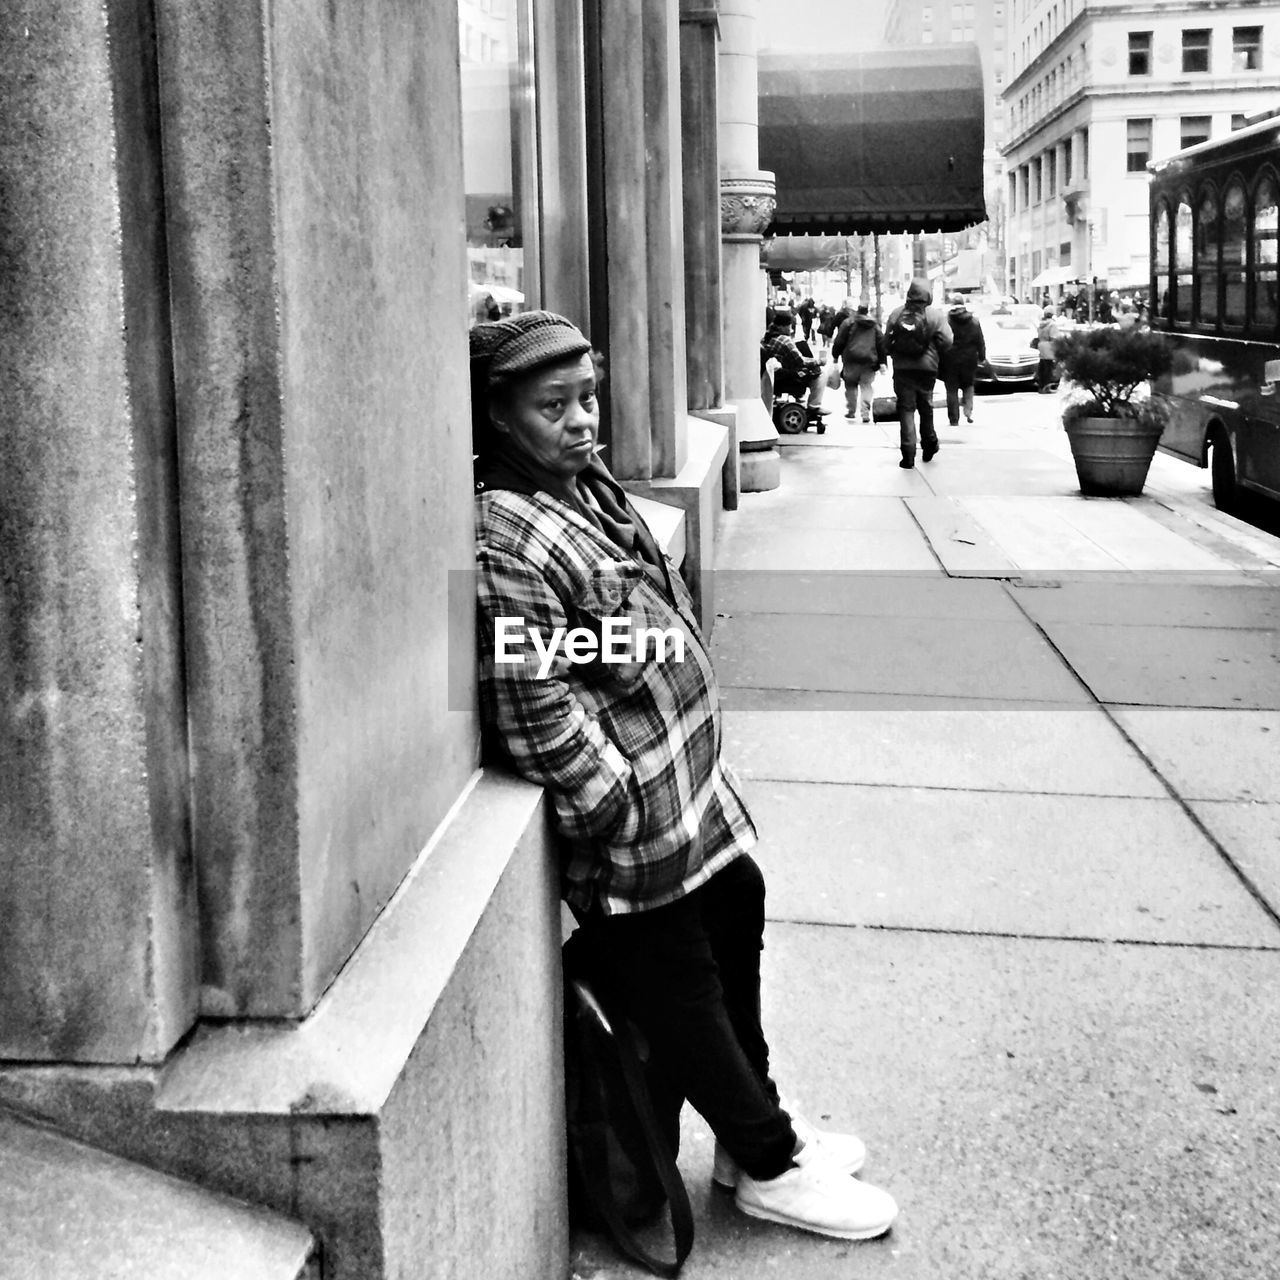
[830,304,885,423]
[884,278,953,468]
[938,294,987,426]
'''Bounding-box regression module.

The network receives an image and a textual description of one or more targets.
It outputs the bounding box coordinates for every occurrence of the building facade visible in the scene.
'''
[1002,0,1280,301]
[0,1,775,1274]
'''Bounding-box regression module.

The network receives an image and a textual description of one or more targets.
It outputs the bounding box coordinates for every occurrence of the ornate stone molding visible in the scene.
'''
[720,171,776,238]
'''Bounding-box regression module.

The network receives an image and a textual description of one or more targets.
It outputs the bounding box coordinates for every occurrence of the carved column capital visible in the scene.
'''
[720,171,776,239]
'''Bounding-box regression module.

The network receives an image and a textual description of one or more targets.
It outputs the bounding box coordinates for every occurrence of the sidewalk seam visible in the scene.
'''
[1002,584,1280,938]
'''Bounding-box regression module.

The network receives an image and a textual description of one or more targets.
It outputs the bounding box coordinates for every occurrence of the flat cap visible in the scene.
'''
[469,310,592,379]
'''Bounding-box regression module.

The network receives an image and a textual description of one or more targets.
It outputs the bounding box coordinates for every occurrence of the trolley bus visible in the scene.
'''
[1148,113,1280,511]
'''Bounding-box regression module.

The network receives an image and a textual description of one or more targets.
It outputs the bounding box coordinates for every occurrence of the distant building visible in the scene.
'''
[1001,0,1280,300]
[883,0,1013,286]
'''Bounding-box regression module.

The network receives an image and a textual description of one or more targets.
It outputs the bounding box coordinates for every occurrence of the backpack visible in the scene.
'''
[888,308,932,359]
[846,322,879,363]
[563,930,693,1277]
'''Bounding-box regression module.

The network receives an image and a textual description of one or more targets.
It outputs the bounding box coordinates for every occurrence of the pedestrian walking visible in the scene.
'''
[939,294,986,426]
[885,278,952,468]
[470,309,899,1256]
[1035,305,1060,393]
[816,304,837,346]
[797,296,817,344]
[830,303,885,423]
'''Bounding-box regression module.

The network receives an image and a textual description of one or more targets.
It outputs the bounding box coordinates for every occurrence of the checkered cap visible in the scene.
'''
[469,310,592,380]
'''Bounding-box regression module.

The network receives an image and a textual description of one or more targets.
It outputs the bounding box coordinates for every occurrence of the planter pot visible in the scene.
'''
[1064,416,1164,496]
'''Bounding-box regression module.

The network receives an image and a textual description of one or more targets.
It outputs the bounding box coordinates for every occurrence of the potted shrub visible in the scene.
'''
[1055,327,1174,496]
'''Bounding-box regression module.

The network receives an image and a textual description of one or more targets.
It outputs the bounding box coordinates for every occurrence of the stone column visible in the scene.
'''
[157,0,478,1017]
[716,0,779,492]
[0,0,198,1063]
[599,0,688,481]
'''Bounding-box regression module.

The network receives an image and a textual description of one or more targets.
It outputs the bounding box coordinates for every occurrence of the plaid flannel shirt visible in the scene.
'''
[760,329,811,372]
[475,486,756,915]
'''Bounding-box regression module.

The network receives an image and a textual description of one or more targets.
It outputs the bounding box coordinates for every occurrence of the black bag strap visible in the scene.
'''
[568,977,694,1277]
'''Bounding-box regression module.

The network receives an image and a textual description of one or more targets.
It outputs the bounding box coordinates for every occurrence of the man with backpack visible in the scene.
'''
[830,303,885,423]
[884,278,953,468]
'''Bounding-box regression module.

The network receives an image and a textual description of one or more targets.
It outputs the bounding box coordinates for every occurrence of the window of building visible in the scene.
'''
[1196,189,1220,324]
[461,0,539,325]
[1060,240,1072,264]
[922,5,934,20]
[951,27,963,40]
[1032,156,1042,203]
[1009,171,1018,214]
[1126,119,1152,172]
[1128,30,1151,75]
[923,28,934,41]
[1233,26,1262,72]
[1255,176,1279,329]
[1182,28,1211,74]
[1047,147,1057,196]
[1063,135,1073,186]
[1181,116,1212,149]
[1032,249,1043,278]
[1081,125,1088,178]
[951,2,962,18]
[1232,113,1248,131]
[1174,197,1193,320]
[964,3,975,18]
[1223,182,1247,325]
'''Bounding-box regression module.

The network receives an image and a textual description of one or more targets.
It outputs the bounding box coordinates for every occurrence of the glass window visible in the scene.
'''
[461,0,538,325]
[1233,26,1262,71]
[1154,199,1172,321]
[1063,136,1073,185]
[1254,176,1279,330]
[1128,31,1152,75]
[1195,189,1220,325]
[1126,119,1152,172]
[923,28,934,41]
[1233,113,1249,131]
[1181,116,1212,149]
[1046,147,1057,196]
[1182,28,1211,74]
[1032,157,1042,203]
[1223,182,1247,325]
[1081,125,1088,178]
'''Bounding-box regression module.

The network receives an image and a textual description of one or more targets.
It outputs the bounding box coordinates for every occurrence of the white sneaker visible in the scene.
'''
[712,1108,867,1188]
[735,1141,898,1240]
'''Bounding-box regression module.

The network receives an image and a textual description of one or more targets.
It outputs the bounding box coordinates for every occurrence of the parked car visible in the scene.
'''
[974,303,1041,386]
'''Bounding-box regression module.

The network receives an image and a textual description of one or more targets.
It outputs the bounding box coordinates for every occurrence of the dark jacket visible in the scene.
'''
[816,305,837,338]
[884,278,953,377]
[831,313,885,370]
[939,306,987,383]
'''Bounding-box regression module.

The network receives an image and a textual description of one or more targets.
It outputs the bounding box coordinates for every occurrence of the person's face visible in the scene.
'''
[492,353,599,478]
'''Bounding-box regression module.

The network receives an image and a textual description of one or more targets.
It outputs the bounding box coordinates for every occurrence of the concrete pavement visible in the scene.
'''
[571,388,1280,1279]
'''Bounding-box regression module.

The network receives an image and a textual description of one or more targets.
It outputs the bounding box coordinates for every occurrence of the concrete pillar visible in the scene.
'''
[157,0,478,1017]
[679,2,724,414]
[0,0,198,1063]
[599,0,689,481]
[717,0,779,491]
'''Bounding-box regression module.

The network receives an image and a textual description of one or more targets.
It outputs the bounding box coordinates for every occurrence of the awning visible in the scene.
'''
[759,48,988,236]
[1029,265,1075,287]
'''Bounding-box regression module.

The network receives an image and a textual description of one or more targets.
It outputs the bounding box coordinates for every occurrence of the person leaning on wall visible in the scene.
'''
[470,310,899,1256]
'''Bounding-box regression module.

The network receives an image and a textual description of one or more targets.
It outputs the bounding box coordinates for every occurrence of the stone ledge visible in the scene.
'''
[0,770,567,1279]
[624,415,731,629]
[1,1107,317,1279]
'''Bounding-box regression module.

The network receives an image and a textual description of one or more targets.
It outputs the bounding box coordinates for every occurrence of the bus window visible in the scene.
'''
[1223,182,1247,327]
[1154,199,1172,321]
[1196,189,1220,326]
[1254,175,1278,331]
[1174,197,1193,321]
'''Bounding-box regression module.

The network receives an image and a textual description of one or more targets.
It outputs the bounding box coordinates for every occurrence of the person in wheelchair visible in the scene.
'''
[761,310,830,432]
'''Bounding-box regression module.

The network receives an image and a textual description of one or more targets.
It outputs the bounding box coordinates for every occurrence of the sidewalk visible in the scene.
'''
[571,395,1280,1279]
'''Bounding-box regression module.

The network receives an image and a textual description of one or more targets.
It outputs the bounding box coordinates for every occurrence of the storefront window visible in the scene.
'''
[1173,196,1193,320]
[459,0,540,325]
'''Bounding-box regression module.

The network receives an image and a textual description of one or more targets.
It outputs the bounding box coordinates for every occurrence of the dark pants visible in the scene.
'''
[893,369,937,460]
[1036,357,1057,391]
[572,855,795,1180]
[944,377,975,424]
